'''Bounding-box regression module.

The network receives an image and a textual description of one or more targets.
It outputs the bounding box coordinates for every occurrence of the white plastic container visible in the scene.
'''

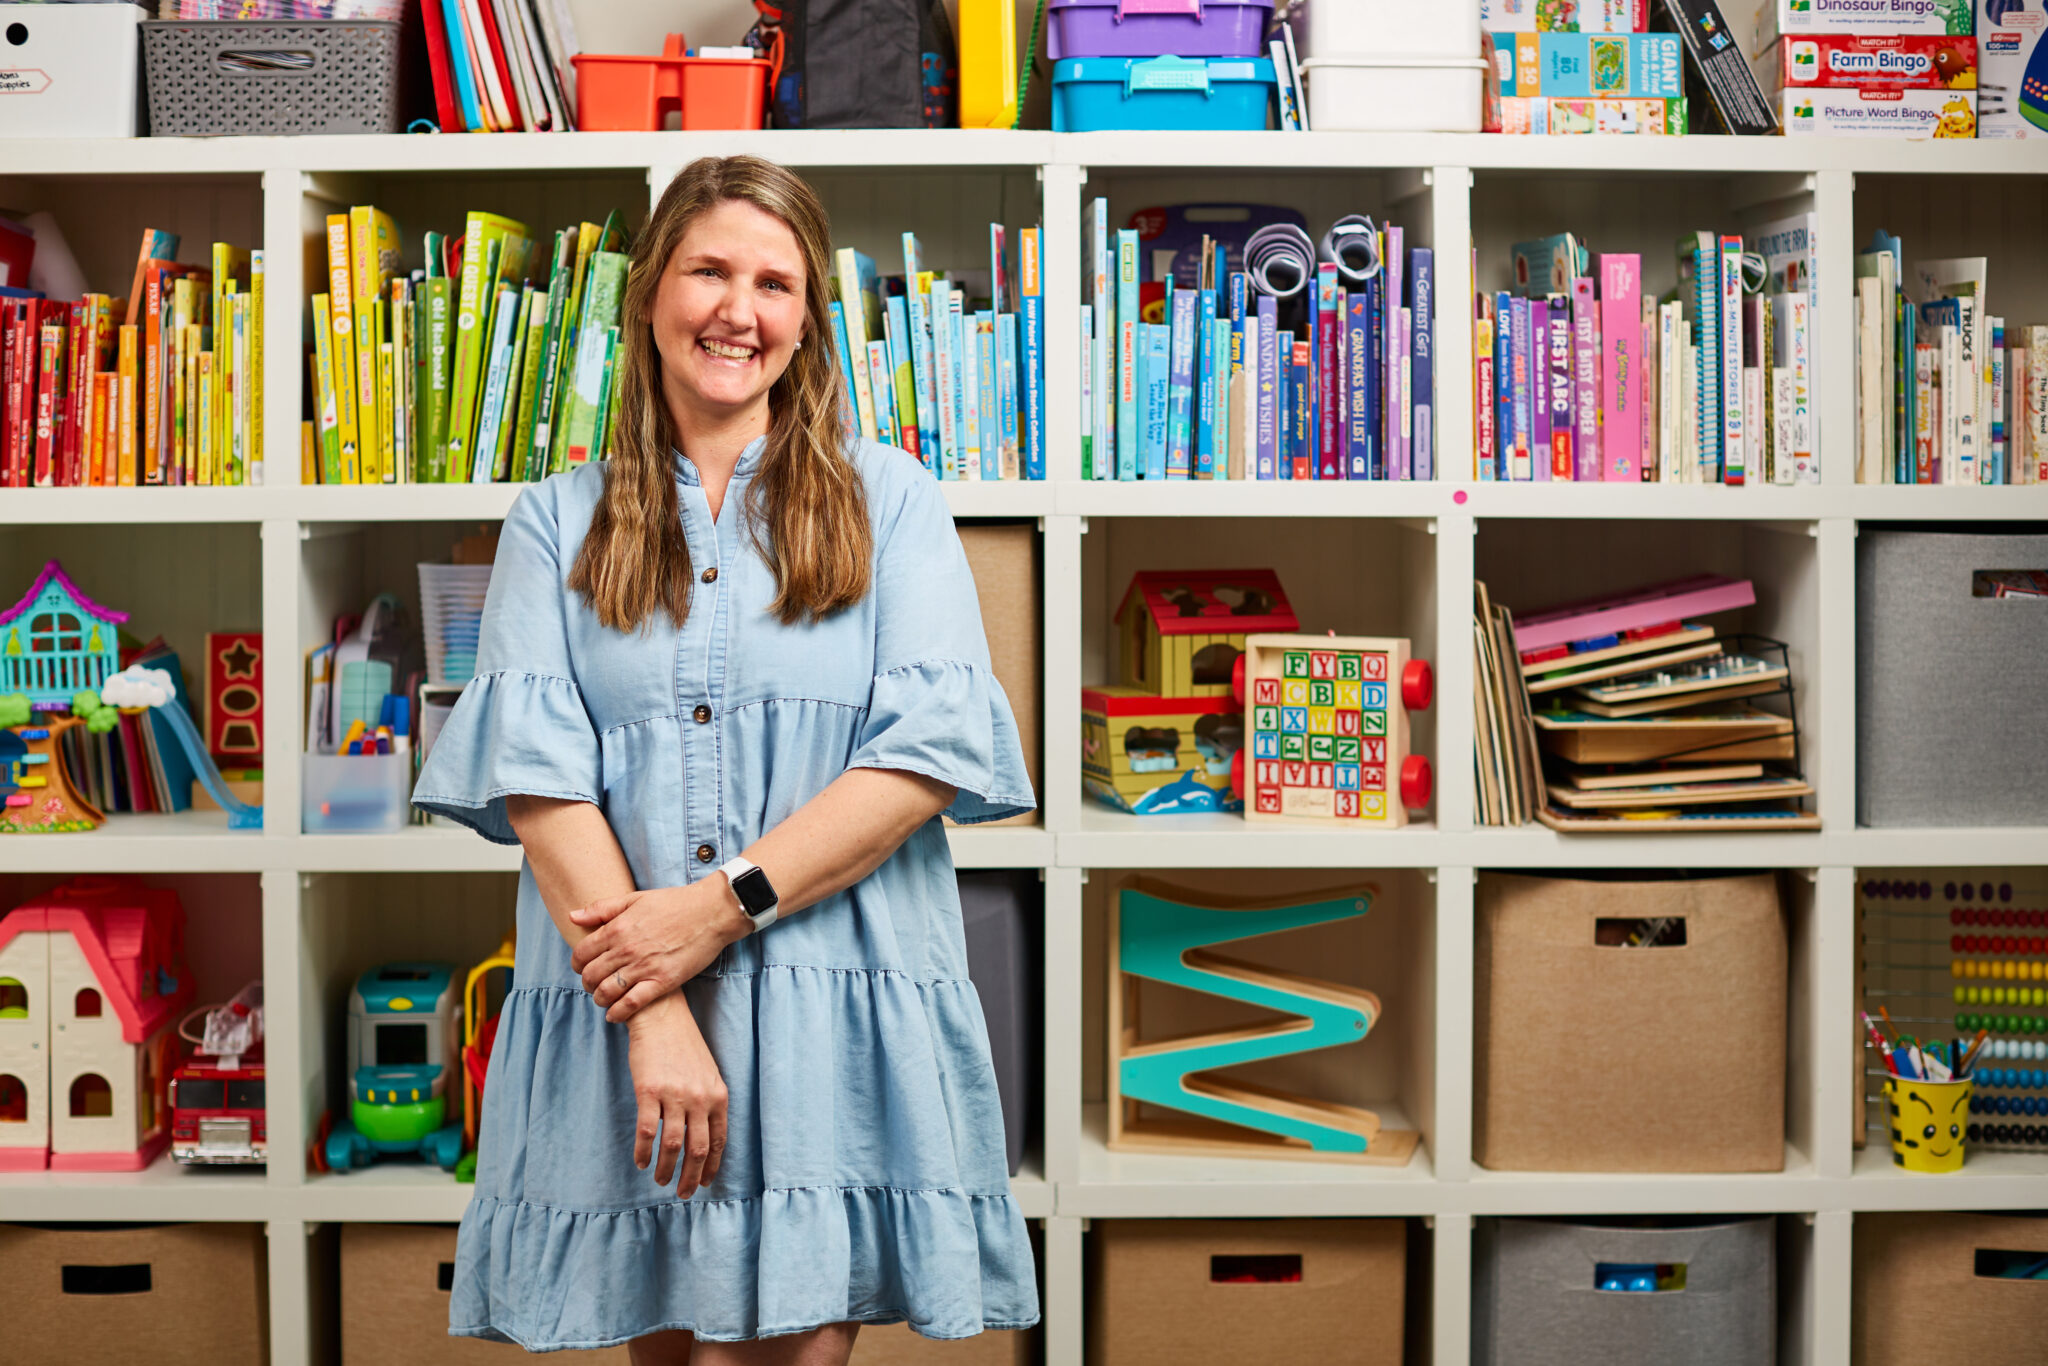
[1301,57,1489,133]
[1298,0,1481,63]
[0,4,148,138]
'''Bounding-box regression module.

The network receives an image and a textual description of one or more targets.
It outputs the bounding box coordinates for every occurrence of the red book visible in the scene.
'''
[0,303,18,487]
[473,0,525,131]
[1316,276,1339,479]
[34,321,65,487]
[419,0,462,133]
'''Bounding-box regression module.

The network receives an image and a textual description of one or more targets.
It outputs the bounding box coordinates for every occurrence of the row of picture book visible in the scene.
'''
[56,637,211,818]
[1478,215,1820,485]
[0,223,260,488]
[1853,245,2047,485]
[1474,573,1818,832]
[830,227,1048,481]
[1080,200,1436,480]
[416,0,584,134]
[304,204,630,485]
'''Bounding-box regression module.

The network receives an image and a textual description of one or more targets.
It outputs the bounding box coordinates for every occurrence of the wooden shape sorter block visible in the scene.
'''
[1107,878,1420,1165]
[1237,632,1433,828]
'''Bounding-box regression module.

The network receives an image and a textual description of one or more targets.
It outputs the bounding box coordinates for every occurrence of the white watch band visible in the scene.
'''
[719,855,777,933]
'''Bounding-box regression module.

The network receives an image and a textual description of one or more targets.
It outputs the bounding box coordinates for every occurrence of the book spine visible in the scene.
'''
[1547,295,1573,479]
[1990,319,2007,484]
[1690,239,1721,481]
[1211,317,1232,479]
[948,294,969,477]
[1091,199,1112,480]
[1956,297,1978,485]
[507,291,543,482]
[1719,235,1744,484]
[883,294,920,460]
[1412,249,1433,482]
[1348,293,1371,478]
[1475,314,1495,482]
[1195,286,1217,478]
[1116,229,1139,479]
[928,287,956,477]
[1492,293,1512,480]
[1914,343,1935,485]
[1143,324,1170,481]
[2031,327,2048,485]
[1383,226,1404,479]
[526,240,571,479]
[1641,291,1659,483]
[1024,236,1049,481]
[838,250,878,443]
[1510,297,1532,481]
[471,286,518,482]
[1788,292,1814,483]
[1290,337,1312,481]
[1316,265,1339,479]
[829,299,861,446]
[1530,297,1552,481]
[976,310,999,481]
[1600,253,1642,482]
[326,217,361,484]
[866,340,898,449]
[1078,305,1093,480]
[1167,289,1196,479]
[1255,300,1278,479]
[34,323,63,487]
[1571,277,1599,481]
[998,311,1021,480]
[422,279,452,479]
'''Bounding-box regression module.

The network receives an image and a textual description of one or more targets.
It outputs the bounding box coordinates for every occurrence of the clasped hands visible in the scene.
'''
[568,877,751,1024]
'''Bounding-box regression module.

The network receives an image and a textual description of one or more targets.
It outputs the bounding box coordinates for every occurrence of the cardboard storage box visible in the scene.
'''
[850,1321,1036,1364]
[1474,1217,1776,1366]
[1854,1212,2048,1366]
[1858,529,2048,826]
[1474,872,1786,1172]
[952,524,1041,828]
[1088,1218,1405,1366]
[0,4,148,137]
[0,1222,266,1365]
[341,1224,629,1363]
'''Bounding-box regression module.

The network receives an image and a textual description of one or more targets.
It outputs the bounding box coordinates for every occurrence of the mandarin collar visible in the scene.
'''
[672,434,768,487]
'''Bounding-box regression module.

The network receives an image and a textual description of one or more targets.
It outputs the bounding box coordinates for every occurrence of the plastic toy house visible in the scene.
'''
[0,877,192,1171]
[0,560,127,707]
[1116,569,1297,699]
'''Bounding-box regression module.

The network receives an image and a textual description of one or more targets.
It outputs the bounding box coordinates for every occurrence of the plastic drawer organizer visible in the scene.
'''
[140,19,401,136]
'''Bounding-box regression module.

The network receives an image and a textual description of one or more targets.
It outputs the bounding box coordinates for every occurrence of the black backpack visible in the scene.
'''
[751,0,957,129]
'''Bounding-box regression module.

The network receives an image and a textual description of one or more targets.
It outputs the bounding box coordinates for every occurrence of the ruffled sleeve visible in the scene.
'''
[412,485,603,844]
[845,452,1037,825]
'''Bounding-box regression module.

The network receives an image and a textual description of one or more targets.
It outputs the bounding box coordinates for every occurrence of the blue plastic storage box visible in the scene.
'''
[1051,55,1275,132]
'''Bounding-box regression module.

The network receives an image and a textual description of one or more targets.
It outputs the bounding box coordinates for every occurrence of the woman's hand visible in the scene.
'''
[570,878,752,1023]
[626,993,727,1198]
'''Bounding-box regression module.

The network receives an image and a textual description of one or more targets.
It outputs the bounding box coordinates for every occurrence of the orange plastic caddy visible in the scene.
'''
[572,35,773,132]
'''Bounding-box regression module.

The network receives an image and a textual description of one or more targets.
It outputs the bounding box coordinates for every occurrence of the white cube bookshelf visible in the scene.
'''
[1,130,2046,1366]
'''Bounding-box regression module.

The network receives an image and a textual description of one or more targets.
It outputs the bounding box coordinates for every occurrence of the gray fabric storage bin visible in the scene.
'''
[959,870,1041,1177]
[1857,528,2048,826]
[1474,1217,1776,1366]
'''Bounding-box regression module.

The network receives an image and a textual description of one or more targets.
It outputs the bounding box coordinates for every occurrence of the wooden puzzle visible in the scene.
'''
[1107,878,1419,1164]
[1233,632,1433,827]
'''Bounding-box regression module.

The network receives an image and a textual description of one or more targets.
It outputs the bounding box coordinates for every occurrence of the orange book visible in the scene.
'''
[125,228,178,327]
[116,325,138,486]
[88,370,109,486]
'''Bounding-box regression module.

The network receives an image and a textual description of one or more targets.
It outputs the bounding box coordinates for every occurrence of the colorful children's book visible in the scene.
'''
[1020,229,1045,482]
[1412,247,1434,482]
[1142,322,1170,481]
[1599,253,1642,481]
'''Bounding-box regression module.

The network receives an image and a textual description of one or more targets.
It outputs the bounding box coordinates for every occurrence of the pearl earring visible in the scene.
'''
[795,339,804,350]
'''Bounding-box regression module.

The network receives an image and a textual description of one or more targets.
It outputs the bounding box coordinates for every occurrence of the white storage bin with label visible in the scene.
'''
[0,4,149,138]
[1298,0,1481,62]
[1302,57,1489,132]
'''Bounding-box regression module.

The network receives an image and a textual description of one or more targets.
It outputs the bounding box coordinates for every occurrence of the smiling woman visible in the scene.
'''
[411,157,1040,1366]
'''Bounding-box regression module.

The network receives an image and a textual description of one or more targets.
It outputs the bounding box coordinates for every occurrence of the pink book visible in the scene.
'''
[1572,277,1600,482]
[1512,574,1757,653]
[1598,253,1641,481]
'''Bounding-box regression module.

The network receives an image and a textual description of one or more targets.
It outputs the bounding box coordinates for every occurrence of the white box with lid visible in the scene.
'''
[0,4,148,138]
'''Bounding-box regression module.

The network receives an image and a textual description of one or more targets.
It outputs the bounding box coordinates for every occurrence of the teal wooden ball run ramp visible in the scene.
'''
[1107,878,1420,1165]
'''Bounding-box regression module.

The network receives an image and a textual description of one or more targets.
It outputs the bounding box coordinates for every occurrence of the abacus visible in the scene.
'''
[1859,873,2048,1154]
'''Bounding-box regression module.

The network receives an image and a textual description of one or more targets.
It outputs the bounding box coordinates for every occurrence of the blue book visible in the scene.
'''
[1365,274,1385,479]
[884,293,921,465]
[1116,228,1140,480]
[1494,291,1515,479]
[440,0,485,130]
[928,283,955,478]
[976,311,999,481]
[1022,293,1045,482]
[998,311,1021,479]
[1256,295,1279,479]
[1346,292,1372,479]
[951,291,970,477]
[1210,318,1232,479]
[902,237,939,458]
[1274,330,1293,479]
[1142,324,1170,481]
[829,300,859,439]
[1195,287,1217,477]
[867,339,898,449]
[1411,248,1434,482]
[1167,290,1197,478]
[136,646,198,812]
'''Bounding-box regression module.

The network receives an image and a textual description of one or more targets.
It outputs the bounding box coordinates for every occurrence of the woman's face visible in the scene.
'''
[651,198,809,425]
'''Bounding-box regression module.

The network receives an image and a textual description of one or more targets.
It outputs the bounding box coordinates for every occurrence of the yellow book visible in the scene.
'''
[325,214,362,484]
[88,371,109,486]
[116,325,138,486]
[250,250,264,486]
[447,210,530,482]
[101,372,118,486]
[171,320,187,482]
[371,295,390,482]
[211,241,249,359]
[197,349,214,486]
[231,293,248,485]
[217,276,235,478]
[184,323,202,482]
[301,419,316,484]
[310,293,342,485]
[378,338,395,485]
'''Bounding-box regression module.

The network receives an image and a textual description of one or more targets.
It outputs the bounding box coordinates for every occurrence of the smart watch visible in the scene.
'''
[719,855,779,934]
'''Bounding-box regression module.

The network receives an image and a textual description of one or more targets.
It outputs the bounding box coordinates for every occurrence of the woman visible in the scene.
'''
[413,155,1040,1364]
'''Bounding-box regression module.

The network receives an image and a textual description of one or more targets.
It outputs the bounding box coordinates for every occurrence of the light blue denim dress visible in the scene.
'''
[411,437,1040,1349]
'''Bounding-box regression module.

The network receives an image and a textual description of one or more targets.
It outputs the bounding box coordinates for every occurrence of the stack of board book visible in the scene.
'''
[1508,574,1821,831]
[1477,216,1818,485]
[1473,580,1543,827]
[1,225,261,487]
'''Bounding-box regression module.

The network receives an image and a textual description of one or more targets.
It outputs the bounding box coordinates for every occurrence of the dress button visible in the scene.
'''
[693,704,711,724]
[701,567,718,584]
[696,844,716,863]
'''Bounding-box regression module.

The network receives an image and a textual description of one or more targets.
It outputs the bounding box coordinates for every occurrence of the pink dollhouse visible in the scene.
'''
[0,877,193,1170]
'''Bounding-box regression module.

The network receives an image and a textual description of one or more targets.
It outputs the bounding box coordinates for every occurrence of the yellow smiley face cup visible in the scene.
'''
[1885,1077,1973,1174]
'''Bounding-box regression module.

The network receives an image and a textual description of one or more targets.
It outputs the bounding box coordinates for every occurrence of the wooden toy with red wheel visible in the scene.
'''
[1230,633,1433,827]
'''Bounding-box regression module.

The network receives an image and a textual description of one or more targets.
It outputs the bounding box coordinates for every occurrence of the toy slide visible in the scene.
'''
[148,698,262,830]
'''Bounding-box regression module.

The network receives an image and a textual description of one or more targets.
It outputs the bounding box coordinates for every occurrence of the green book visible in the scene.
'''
[591,326,621,463]
[471,282,522,484]
[527,228,577,481]
[509,289,549,482]
[421,277,453,480]
[559,251,629,468]
[546,222,604,474]
[445,211,528,483]
[491,285,538,481]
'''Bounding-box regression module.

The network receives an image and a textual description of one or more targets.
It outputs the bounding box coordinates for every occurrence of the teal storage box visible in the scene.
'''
[1052,55,1275,131]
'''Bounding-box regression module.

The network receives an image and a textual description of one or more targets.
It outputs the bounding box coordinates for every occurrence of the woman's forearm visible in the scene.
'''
[742,767,955,921]
[507,794,639,951]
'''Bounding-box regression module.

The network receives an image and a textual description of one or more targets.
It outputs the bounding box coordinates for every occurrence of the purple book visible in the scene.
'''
[1530,297,1551,482]
[1548,295,1573,481]
[1383,225,1404,482]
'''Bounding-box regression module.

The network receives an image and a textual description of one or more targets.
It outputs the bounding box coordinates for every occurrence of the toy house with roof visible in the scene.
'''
[0,560,127,708]
[0,877,192,1170]
[1083,571,1297,816]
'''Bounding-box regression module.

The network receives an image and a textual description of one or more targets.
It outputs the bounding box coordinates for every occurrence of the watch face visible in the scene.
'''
[732,866,777,915]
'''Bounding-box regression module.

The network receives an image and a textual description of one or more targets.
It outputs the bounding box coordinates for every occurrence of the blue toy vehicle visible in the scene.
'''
[323,961,465,1173]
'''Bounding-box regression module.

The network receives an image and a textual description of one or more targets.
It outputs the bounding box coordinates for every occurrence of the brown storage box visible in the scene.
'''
[1854,1212,2048,1366]
[1088,1218,1405,1366]
[850,1321,1036,1364]
[341,1224,629,1363]
[952,524,1041,829]
[1474,872,1787,1173]
[0,1222,267,1366]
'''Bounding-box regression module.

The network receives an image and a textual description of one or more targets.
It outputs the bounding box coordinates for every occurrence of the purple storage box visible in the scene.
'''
[1047,0,1272,60]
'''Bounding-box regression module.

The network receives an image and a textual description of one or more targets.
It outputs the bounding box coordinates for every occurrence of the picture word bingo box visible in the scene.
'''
[1240,632,1432,826]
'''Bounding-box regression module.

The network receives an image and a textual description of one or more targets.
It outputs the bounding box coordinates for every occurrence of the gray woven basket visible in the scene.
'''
[141,19,401,136]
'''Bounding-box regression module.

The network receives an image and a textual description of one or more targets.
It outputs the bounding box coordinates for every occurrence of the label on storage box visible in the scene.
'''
[1977,0,2047,137]
[1767,0,1975,35]
[1481,0,1646,32]
[1781,85,1978,134]
[0,69,54,95]
[1757,33,1977,93]
[1493,32,1685,97]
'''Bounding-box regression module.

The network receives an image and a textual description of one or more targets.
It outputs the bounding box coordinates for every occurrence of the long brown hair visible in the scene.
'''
[569,156,871,631]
